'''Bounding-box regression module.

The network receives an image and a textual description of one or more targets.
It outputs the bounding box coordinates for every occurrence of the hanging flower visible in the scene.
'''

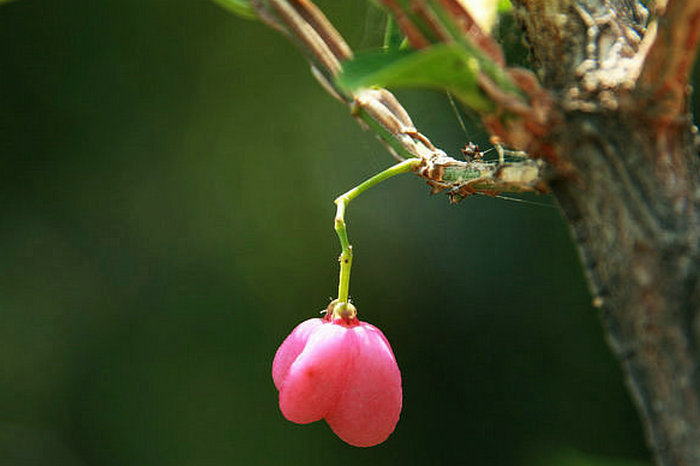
[272,302,402,447]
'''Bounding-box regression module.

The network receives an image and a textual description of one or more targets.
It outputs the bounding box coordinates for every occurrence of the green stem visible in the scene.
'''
[332,158,421,316]
[383,14,396,51]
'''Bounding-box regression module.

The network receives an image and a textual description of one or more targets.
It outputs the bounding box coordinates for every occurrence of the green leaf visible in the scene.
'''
[210,0,256,20]
[498,0,512,12]
[382,15,404,52]
[337,45,494,112]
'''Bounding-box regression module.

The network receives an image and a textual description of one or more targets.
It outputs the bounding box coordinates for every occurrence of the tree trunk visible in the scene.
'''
[513,1,700,464]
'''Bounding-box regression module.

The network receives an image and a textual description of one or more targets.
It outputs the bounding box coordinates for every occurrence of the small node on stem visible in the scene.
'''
[332,301,357,321]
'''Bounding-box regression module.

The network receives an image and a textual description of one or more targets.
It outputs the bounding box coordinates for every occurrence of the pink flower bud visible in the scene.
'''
[272,312,402,447]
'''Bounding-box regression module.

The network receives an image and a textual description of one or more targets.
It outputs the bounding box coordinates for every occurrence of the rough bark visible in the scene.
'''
[513,1,700,464]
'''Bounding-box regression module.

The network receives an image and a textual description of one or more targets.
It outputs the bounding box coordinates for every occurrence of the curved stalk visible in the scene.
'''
[332,158,422,318]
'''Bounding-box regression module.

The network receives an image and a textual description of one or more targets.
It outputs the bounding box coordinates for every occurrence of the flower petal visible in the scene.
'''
[272,318,324,390]
[325,322,402,447]
[278,321,357,424]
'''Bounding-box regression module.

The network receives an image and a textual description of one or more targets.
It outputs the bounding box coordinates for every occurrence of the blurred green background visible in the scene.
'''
[2,1,696,465]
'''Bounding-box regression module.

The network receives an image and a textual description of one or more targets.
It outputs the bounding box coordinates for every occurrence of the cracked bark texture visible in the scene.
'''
[512,1,700,464]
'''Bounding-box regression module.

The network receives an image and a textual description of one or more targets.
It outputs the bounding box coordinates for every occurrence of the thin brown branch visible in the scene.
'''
[270,0,347,76]
[636,0,700,121]
[377,0,560,162]
[290,0,352,63]
[250,0,548,198]
[436,0,505,65]
[380,0,433,47]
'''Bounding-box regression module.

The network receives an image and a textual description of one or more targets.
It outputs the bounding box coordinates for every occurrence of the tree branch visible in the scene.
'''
[635,0,700,122]
[377,0,560,161]
[246,0,548,197]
